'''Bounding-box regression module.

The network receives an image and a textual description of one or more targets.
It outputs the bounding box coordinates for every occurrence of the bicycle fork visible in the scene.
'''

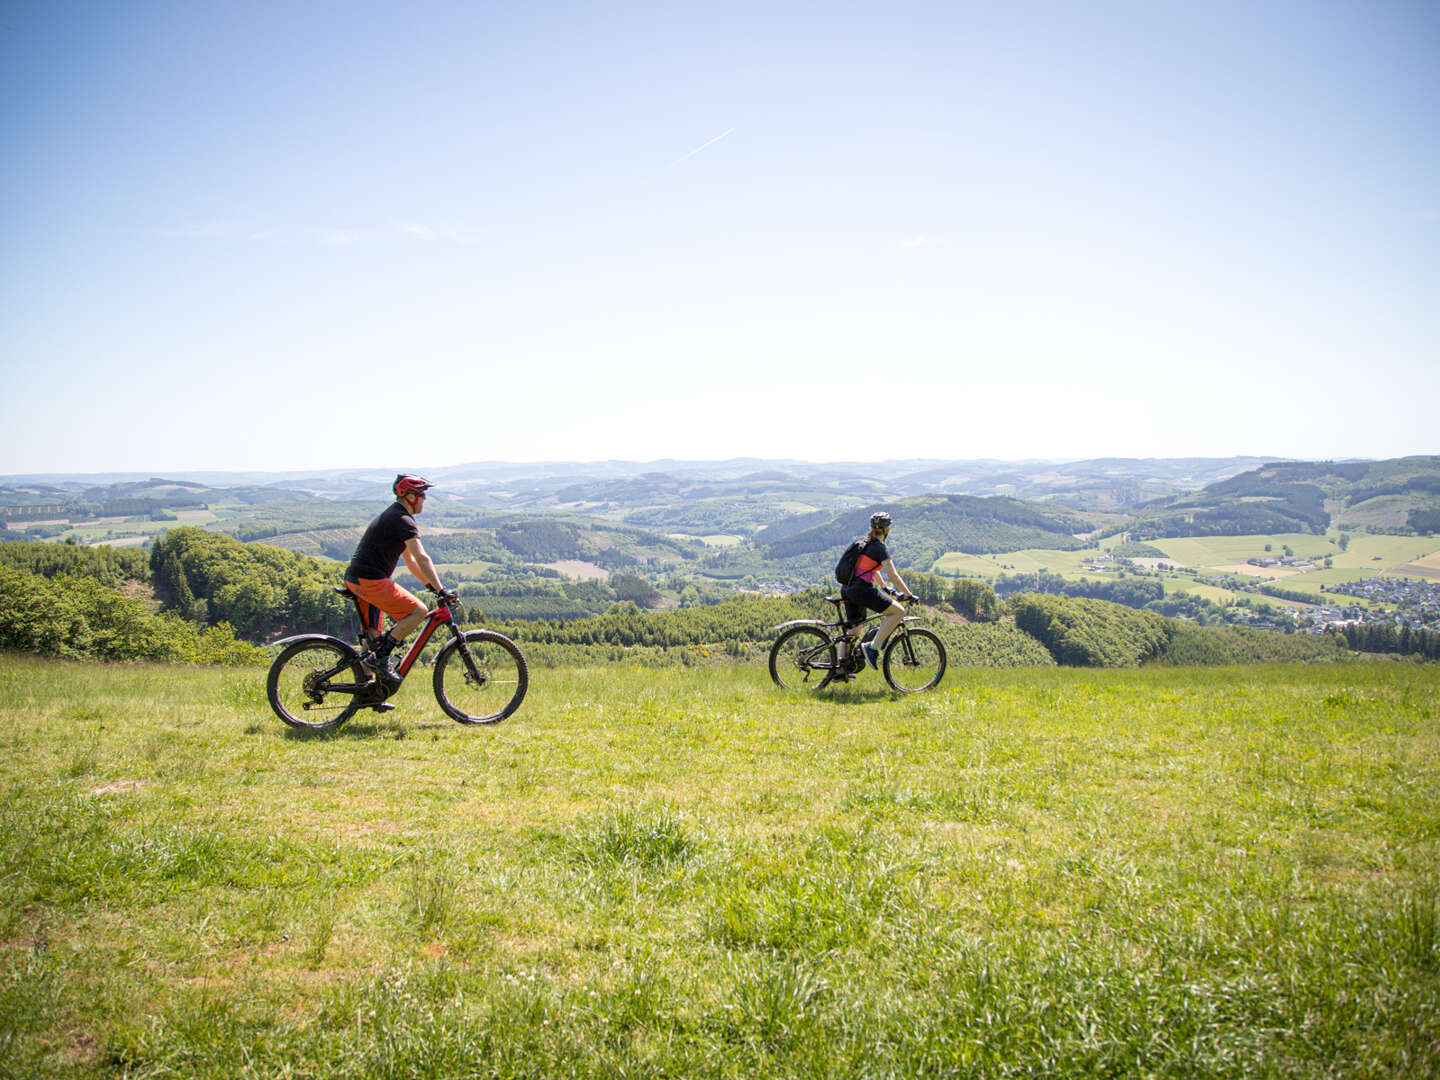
[449,624,488,687]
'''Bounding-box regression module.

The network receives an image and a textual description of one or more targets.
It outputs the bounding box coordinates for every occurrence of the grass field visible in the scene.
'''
[931,548,1102,577]
[1148,533,1440,574]
[931,532,1440,620]
[2,655,1438,1078]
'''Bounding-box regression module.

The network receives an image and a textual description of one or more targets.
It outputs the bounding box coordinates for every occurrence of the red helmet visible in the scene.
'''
[393,474,434,499]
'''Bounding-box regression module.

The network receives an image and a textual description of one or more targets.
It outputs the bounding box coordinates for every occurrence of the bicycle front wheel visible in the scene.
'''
[883,627,947,693]
[769,625,837,691]
[266,639,367,730]
[433,630,529,724]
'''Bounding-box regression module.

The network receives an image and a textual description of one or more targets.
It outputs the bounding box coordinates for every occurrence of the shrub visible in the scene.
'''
[0,566,263,665]
[1011,594,1172,667]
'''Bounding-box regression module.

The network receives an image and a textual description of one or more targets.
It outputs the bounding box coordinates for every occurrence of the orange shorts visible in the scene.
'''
[344,577,424,635]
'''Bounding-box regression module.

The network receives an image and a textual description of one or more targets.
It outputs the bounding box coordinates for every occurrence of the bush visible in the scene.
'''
[1160,623,1354,665]
[0,566,263,665]
[1011,594,1172,667]
[150,527,350,639]
[939,620,1057,668]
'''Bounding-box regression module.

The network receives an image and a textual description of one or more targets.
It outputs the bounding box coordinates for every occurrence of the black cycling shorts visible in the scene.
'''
[842,580,896,627]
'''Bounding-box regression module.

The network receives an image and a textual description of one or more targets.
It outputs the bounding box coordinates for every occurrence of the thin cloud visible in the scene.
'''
[669,127,735,166]
[398,223,486,246]
[898,235,938,249]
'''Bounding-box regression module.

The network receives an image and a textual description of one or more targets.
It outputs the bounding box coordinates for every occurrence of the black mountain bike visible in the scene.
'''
[266,586,528,730]
[769,588,947,693]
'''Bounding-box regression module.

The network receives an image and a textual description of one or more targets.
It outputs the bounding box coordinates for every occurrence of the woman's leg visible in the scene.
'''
[873,601,906,649]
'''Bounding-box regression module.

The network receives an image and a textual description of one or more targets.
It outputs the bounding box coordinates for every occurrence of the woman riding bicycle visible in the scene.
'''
[344,473,455,684]
[842,511,916,669]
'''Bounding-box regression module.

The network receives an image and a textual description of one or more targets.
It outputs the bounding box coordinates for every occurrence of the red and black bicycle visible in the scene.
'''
[265,586,528,730]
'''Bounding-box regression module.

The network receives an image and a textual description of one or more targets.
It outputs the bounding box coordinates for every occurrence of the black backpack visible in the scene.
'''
[834,539,865,585]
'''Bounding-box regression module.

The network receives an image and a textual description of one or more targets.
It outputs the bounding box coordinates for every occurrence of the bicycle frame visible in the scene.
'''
[772,607,922,674]
[768,582,950,694]
[387,602,460,682]
[269,597,468,699]
[773,606,920,650]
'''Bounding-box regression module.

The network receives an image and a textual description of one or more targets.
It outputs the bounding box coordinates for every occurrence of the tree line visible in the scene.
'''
[994,571,1165,608]
[149,527,352,639]
[0,559,259,665]
[1010,593,1353,666]
[1335,622,1440,660]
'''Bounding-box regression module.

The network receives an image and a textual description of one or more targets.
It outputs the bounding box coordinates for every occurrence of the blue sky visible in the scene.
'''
[2,0,1436,474]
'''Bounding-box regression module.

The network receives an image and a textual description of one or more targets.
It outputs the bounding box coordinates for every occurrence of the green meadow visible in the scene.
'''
[931,549,1101,577]
[1148,532,1436,572]
[1,655,1437,1078]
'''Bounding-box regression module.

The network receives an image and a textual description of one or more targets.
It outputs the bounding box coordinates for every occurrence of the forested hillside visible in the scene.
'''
[149,528,352,638]
[0,541,259,664]
[761,495,1091,563]
[1131,457,1440,538]
[0,539,149,587]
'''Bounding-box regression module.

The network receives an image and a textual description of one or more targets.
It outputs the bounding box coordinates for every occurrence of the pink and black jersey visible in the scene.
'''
[853,539,889,584]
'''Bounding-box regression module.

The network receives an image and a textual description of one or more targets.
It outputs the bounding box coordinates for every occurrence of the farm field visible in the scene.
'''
[1150,533,1439,574]
[1158,579,1237,604]
[928,533,1440,621]
[931,547,1101,577]
[2,656,1437,1078]
[1399,552,1440,580]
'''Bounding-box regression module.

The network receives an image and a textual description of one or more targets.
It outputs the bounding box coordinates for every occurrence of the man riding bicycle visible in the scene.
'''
[344,473,456,684]
[842,511,917,670]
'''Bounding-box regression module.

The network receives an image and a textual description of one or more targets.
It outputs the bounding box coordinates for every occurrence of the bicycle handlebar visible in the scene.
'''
[883,587,922,603]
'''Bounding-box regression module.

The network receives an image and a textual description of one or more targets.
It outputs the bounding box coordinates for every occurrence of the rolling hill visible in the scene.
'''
[1129,457,1440,539]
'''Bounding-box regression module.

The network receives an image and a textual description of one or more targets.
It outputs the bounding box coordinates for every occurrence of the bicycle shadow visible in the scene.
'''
[801,680,898,706]
[276,714,453,740]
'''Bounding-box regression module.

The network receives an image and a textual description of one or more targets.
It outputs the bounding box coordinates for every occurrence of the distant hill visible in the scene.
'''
[1130,457,1440,538]
[7,458,1435,577]
[1,476,329,510]
[3,456,1270,520]
[760,494,1093,567]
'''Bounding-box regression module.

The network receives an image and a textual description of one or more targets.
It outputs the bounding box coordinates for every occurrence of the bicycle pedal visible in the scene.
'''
[371,702,397,712]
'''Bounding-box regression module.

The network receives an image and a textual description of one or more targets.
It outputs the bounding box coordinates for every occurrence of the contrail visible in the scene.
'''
[670,127,735,166]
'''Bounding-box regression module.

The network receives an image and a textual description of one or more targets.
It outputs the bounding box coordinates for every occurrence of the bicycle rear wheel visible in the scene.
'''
[266,639,367,730]
[433,630,529,724]
[769,625,837,691]
[882,627,947,693]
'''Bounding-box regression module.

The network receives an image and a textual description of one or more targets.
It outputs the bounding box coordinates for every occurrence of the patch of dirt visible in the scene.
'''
[1392,562,1440,580]
[61,1032,101,1069]
[88,779,143,796]
[1212,562,1301,578]
[538,560,609,580]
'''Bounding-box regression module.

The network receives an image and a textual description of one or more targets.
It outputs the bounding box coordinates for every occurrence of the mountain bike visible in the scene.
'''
[769,588,947,693]
[265,586,528,730]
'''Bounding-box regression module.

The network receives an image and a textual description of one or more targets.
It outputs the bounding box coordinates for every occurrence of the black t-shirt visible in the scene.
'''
[346,501,419,581]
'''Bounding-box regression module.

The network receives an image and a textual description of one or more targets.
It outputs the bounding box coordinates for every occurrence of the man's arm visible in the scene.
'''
[402,537,443,594]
